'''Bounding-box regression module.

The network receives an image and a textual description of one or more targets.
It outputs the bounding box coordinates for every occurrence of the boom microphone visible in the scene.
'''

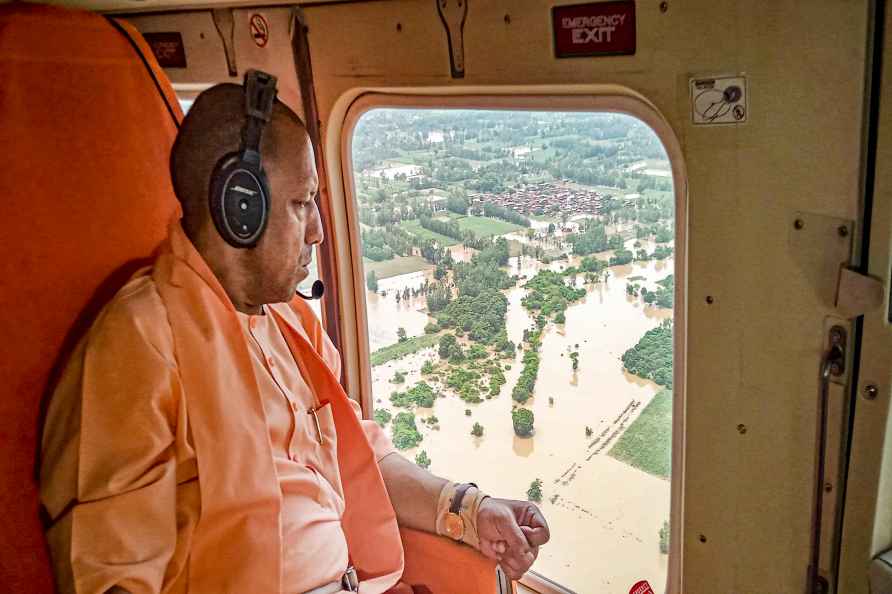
[296,279,325,300]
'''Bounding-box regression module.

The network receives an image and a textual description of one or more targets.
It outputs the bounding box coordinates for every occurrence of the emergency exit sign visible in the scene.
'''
[553,1,636,58]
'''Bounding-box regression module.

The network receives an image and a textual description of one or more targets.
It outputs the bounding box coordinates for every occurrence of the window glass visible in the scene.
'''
[352,108,675,592]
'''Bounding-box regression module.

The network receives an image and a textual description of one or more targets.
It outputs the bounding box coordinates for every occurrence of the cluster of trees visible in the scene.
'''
[621,319,673,387]
[568,220,608,255]
[609,249,634,266]
[446,366,483,403]
[471,422,484,437]
[436,289,509,344]
[446,195,469,214]
[632,274,674,308]
[392,412,423,450]
[512,407,535,437]
[481,201,531,227]
[425,283,452,313]
[512,349,541,404]
[521,270,587,320]
[419,215,472,243]
[452,238,513,297]
[374,408,392,427]
[390,382,436,408]
[366,270,378,291]
[362,226,414,261]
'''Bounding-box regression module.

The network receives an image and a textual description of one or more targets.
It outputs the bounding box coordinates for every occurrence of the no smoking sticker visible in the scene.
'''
[250,14,269,48]
[690,75,748,125]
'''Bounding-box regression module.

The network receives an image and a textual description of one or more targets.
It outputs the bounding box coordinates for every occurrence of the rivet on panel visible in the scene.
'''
[824,482,833,493]
[396,22,403,32]
[699,534,707,543]
[705,295,714,304]
[863,384,879,400]
[736,424,747,434]
[200,32,205,40]
[504,14,511,24]
[659,1,669,12]
[838,225,849,237]
[794,219,805,230]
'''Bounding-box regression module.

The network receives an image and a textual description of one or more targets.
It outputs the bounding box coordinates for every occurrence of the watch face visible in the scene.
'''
[445,513,464,540]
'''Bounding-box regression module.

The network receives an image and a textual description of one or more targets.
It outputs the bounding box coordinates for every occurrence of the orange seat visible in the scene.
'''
[0,4,181,591]
[0,4,497,592]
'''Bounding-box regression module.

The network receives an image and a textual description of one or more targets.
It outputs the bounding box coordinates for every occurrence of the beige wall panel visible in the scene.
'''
[301,1,869,592]
[127,8,306,115]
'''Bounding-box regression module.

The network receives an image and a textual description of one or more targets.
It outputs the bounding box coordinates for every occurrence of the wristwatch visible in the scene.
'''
[444,482,477,541]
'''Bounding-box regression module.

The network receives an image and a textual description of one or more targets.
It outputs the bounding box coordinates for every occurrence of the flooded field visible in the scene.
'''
[365,241,674,593]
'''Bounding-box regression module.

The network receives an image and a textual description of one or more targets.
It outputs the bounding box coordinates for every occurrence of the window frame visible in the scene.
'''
[336,90,688,594]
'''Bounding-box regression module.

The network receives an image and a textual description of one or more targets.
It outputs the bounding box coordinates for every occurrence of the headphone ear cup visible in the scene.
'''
[209,153,270,248]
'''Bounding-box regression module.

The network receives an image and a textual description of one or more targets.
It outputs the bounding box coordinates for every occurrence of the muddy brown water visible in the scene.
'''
[366,241,674,593]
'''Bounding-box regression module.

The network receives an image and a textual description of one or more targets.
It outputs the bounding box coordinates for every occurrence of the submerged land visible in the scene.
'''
[354,110,674,592]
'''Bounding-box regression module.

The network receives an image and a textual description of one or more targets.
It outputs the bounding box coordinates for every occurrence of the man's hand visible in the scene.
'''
[476,497,550,580]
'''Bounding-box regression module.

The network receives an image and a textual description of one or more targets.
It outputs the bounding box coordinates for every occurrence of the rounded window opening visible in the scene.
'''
[350,108,676,593]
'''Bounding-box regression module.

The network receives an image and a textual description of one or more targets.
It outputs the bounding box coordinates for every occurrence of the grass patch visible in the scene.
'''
[398,219,459,246]
[363,255,433,279]
[454,215,525,237]
[371,333,441,366]
[608,390,672,478]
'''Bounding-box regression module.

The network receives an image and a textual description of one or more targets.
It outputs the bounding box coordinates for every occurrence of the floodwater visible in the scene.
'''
[365,240,674,593]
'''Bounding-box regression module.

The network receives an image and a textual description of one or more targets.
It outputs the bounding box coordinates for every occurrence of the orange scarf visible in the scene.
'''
[152,222,404,593]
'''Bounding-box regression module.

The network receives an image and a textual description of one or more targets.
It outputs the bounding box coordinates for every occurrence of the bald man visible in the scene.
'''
[39,78,549,594]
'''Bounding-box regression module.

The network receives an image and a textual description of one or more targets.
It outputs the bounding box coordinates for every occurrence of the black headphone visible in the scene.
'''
[209,69,278,248]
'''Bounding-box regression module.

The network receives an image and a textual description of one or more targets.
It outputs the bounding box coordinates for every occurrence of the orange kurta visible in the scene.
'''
[237,306,396,593]
[40,222,404,594]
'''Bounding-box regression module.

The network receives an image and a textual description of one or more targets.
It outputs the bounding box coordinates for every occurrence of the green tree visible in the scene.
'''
[512,408,535,437]
[421,360,435,374]
[569,351,579,371]
[527,478,543,503]
[471,422,484,437]
[397,327,408,343]
[391,370,406,384]
[374,408,392,427]
[392,412,423,450]
[438,334,457,359]
[366,269,378,291]
[555,311,566,324]
[415,450,432,469]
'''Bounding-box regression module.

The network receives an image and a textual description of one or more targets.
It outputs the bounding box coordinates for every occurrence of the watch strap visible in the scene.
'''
[449,482,478,515]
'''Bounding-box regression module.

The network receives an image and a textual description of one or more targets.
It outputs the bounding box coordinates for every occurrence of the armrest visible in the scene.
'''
[399,527,498,593]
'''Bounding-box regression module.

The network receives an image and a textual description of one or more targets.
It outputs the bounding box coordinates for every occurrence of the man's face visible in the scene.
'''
[246,131,323,305]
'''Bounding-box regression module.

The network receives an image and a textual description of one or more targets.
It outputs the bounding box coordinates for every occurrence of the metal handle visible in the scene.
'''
[807,328,846,594]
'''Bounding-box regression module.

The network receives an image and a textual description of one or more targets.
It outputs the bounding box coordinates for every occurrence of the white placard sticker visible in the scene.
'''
[690,75,747,125]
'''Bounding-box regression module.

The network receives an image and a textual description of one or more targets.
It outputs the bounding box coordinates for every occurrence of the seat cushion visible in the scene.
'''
[0,4,181,590]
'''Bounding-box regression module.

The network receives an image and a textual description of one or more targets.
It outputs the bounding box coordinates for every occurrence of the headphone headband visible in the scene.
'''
[241,70,278,162]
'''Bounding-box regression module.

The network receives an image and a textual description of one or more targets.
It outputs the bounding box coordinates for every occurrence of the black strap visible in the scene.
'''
[449,482,477,514]
[105,16,180,130]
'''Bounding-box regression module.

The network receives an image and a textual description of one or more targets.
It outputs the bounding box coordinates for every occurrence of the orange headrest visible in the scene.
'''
[0,4,182,590]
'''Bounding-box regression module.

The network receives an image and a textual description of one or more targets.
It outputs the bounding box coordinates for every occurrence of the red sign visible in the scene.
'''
[143,32,186,68]
[249,14,270,48]
[553,1,636,58]
[629,580,655,594]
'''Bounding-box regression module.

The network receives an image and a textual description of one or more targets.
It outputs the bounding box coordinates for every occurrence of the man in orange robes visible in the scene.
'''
[39,75,549,594]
